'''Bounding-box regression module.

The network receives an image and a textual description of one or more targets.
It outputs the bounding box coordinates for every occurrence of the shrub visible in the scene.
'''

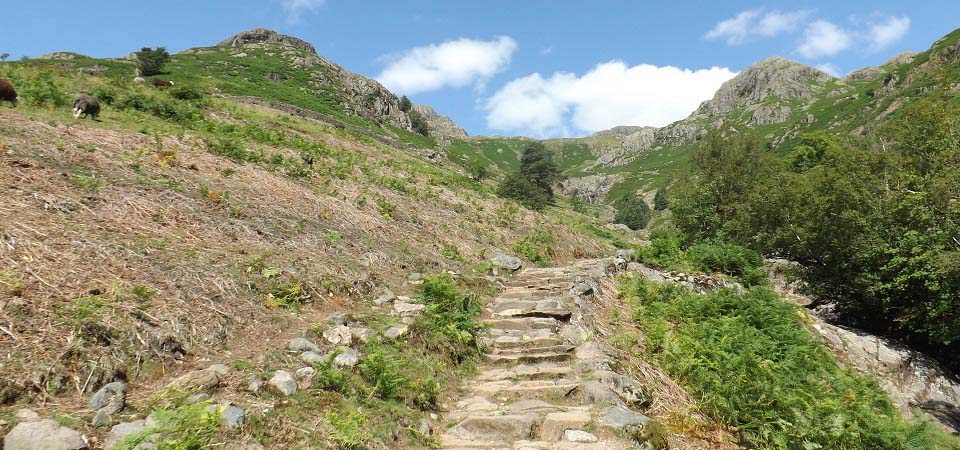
[409,109,430,136]
[614,196,652,230]
[118,92,203,124]
[398,95,413,112]
[169,85,206,101]
[18,72,67,107]
[685,242,762,279]
[497,172,550,210]
[466,159,489,182]
[89,85,117,105]
[360,349,404,400]
[512,229,557,267]
[136,47,171,77]
[325,410,366,450]
[410,273,483,363]
[621,278,935,449]
[113,401,219,450]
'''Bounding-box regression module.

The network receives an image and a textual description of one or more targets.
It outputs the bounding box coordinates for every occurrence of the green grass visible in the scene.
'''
[620,277,954,449]
[512,228,558,267]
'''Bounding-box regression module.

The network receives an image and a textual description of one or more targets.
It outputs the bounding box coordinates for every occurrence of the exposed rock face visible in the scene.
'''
[884,52,917,68]
[413,104,468,140]
[591,126,649,137]
[217,28,317,54]
[751,104,793,125]
[558,175,621,203]
[695,57,833,116]
[812,321,960,433]
[211,29,412,131]
[845,66,883,81]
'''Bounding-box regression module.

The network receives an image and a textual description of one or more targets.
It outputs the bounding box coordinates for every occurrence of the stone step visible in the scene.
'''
[481,335,564,350]
[438,434,508,449]
[497,286,572,299]
[446,413,539,442]
[476,364,574,382]
[484,317,560,331]
[486,350,574,366]
[489,299,573,320]
[486,343,574,357]
[488,327,558,338]
[474,379,579,402]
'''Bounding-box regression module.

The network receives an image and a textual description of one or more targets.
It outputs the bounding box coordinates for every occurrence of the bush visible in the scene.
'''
[621,278,937,449]
[512,229,557,267]
[409,109,430,136]
[360,349,404,400]
[614,196,652,230]
[169,85,206,101]
[136,47,171,77]
[410,273,484,363]
[466,159,489,182]
[399,95,413,112]
[118,92,203,124]
[685,242,762,279]
[89,85,117,106]
[325,410,366,450]
[18,72,67,107]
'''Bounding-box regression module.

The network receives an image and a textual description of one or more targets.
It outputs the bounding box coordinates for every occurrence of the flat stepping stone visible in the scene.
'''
[541,410,592,441]
[481,335,564,350]
[447,413,539,441]
[474,379,579,401]
[487,344,574,357]
[477,364,573,382]
[486,350,574,365]
[485,317,559,331]
[490,299,573,319]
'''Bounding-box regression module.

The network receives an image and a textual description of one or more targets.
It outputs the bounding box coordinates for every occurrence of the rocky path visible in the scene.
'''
[439,259,658,450]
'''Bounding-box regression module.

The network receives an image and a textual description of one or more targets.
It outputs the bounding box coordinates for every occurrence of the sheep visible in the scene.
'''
[0,79,18,108]
[151,79,175,87]
[72,94,100,120]
[133,77,146,84]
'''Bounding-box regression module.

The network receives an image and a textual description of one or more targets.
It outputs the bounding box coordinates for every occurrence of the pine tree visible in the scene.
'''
[135,47,170,77]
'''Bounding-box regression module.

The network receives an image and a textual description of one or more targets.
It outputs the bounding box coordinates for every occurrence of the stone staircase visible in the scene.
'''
[439,261,656,450]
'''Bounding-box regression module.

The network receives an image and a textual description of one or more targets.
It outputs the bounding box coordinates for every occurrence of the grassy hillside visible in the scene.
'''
[0,45,633,448]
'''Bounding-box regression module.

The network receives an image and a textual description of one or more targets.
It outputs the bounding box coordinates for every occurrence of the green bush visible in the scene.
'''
[360,348,404,401]
[614,196,652,230]
[113,401,219,450]
[512,229,557,267]
[408,109,430,136]
[654,188,668,211]
[118,92,203,124]
[169,85,206,101]
[89,85,117,105]
[621,277,938,449]
[18,72,67,107]
[410,273,483,363]
[497,172,550,210]
[497,141,559,210]
[685,242,761,279]
[398,95,413,113]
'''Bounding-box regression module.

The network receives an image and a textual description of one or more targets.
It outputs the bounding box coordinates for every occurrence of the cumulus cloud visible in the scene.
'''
[705,9,812,45]
[484,62,736,138]
[376,36,517,95]
[281,0,325,21]
[867,16,910,51]
[797,20,853,58]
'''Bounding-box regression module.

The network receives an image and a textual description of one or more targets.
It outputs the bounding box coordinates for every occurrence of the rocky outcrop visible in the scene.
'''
[750,104,793,125]
[216,28,317,54]
[558,175,622,203]
[592,126,649,137]
[695,57,833,117]
[412,104,468,140]
[209,29,412,131]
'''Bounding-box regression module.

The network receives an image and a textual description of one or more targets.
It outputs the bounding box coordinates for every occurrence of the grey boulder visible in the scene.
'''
[4,419,88,450]
[89,381,126,415]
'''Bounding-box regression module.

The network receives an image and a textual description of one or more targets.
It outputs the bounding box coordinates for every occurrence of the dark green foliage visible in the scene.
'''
[614,196,652,230]
[118,91,204,124]
[136,47,170,77]
[89,85,117,106]
[497,141,559,210]
[360,348,405,400]
[653,188,668,210]
[622,277,938,449]
[466,159,489,182]
[685,242,762,281]
[16,72,67,107]
[636,236,766,287]
[398,95,412,112]
[169,85,206,101]
[410,273,484,364]
[408,109,430,136]
[671,96,960,358]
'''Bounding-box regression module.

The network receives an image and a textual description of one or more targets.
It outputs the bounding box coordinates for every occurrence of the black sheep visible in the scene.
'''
[73,95,100,120]
[0,79,18,107]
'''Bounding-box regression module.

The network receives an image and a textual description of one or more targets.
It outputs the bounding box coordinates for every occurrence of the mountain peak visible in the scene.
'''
[216,28,317,54]
[695,56,833,116]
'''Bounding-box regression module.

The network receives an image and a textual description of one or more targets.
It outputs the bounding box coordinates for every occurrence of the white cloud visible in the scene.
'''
[706,9,811,45]
[484,62,736,138]
[376,36,517,95]
[797,20,853,58]
[867,16,910,51]
[281,0,325,22]
[815,63,841,77]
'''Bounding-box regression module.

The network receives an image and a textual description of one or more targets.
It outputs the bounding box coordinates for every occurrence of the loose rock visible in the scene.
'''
[300,351,326,364]
[220,404,245,429]
[4,419,88,450]
[332,347,360,368]
[384,324,409,340]
[268,370,298,396]
[89,381,126,415]
[288,337,320,353]
[563,429,598,443]
[490,252,522,272]
[322,325,352,346]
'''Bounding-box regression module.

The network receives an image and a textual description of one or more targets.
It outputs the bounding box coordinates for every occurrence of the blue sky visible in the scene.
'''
[3,1,959,137]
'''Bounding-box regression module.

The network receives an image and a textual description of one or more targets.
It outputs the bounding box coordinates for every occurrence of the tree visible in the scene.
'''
[399,95,413,112]
[408,110,430,136]
[135,47,170,77]
[614,196,652,230]
[0,53,9,62]
[496,141,560,210]
[466,159,488,182]
[654,188,668,210]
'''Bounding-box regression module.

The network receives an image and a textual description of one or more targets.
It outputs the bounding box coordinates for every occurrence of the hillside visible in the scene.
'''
[447,28,960,204]
[0,29,642,449]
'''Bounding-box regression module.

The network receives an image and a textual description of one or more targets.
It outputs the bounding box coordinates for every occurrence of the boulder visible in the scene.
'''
[600,405,650,433]
[384,324,409,340]
[89,382,127,415]
[373,290,396,306]
[220,404,245,430]
[4,419,88,450]
[288,337,320,353]
[490,252,522,272]
[104,420,147,448]
[167,369,220,392]
[332,347,360,368]
[322,325,352,346]
[563,429,598,443]
[393,301,426,315]
[206,364,230,376]
[268,370,298,396]
[300,351,327,365]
